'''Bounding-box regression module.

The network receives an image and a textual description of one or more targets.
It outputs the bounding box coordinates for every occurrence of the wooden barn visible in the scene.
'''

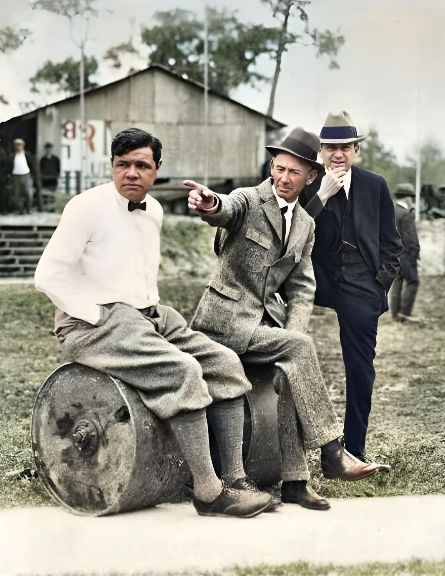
[0,65,285,208]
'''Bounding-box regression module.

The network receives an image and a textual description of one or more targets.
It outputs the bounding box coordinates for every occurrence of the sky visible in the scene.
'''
[1,0,444,162]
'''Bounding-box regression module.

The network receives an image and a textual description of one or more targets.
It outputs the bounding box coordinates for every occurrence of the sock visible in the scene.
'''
[206,397,245,484]
[168,409,222,503]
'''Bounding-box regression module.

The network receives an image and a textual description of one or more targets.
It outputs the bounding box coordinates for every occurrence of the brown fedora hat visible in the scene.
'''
[266,127,325,174]
[319,111,366,144]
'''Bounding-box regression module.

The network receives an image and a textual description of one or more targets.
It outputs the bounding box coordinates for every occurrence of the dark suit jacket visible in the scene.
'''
[299,165,402,308]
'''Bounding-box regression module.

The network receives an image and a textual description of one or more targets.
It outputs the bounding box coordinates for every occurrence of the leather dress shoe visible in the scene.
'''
[229,477,282,511]
[281,481,330,511]
[357,455,391,472]
[193,484,272,518]
[321,443,378,481]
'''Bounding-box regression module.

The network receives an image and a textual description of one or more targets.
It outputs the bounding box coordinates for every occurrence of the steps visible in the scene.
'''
[0,225,55,278]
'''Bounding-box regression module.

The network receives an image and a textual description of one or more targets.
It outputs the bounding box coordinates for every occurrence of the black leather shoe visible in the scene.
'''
[193,484,272,518]
[229,477,282,511]
[357,455,391,473]
[281,481,330,511]
[321,442,378,481]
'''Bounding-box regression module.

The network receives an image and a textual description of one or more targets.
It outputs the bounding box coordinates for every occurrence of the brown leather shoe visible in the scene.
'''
[321,444,378,481]
[358,455,391,473]
[281,481,330,511]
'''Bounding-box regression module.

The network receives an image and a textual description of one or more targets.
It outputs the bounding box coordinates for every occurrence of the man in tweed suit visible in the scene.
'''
[35,128,273,518]
[185,127,378,511]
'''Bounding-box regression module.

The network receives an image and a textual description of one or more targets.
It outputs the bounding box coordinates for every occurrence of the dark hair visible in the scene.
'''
[111,128,162,167]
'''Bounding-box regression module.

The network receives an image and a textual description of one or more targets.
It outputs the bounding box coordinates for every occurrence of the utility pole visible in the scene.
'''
[203,4,209,187]
[74,10,89,193]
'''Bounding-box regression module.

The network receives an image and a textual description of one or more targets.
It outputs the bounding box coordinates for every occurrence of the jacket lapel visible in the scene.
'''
[258,180,283,242]
[350,166,377,235]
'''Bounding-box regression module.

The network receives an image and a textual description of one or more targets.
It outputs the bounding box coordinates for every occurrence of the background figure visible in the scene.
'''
[0,144,9,213]
[390,183,421,323]
[40,142,60,192]
[9,138,41,213]
[299,111,402,466]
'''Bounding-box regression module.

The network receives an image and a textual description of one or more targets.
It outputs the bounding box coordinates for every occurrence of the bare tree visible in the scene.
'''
[0,27,30,106]
[262,0,345,116]
[31,0,99,188]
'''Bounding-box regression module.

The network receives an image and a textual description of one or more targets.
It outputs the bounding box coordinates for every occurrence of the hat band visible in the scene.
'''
[319,126,358,140]
[281,137,318,162]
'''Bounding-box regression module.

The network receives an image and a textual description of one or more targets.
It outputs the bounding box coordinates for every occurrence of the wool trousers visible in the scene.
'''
[240,325,342,481]
[57,302,251,420]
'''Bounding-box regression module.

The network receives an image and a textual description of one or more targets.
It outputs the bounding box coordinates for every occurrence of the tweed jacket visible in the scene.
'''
[299,165,402,305]
[191,179,316,355]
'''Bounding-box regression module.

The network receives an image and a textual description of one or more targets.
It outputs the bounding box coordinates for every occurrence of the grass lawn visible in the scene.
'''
[0,276,444,575]
[1,276,444,508]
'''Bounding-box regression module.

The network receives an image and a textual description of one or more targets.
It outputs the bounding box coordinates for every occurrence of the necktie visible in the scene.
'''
[280,206,289,255]
[336,187,347,211]
[128,201,146,212]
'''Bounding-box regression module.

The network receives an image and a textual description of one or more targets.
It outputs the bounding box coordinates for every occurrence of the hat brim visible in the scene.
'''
[265,145,325,175]
[320,135,366,144]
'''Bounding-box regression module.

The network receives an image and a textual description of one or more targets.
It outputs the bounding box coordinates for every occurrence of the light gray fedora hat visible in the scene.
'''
[319,111,366,144]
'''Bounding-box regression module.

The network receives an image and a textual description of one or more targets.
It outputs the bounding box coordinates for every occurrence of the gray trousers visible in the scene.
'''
[241,325,342,481]
[57,303,251,420]
[12,174,32,213]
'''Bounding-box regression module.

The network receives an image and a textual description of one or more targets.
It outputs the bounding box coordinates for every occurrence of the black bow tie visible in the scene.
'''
[128,201,146,212]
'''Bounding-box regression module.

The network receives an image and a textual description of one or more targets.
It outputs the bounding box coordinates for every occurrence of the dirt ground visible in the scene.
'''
[0,275,444,507]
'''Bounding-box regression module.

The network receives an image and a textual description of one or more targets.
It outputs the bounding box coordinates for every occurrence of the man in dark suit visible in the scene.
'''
[299,111,402,467]
[40,142,60,192]
[185,127,379,512]
[390,183,420,322]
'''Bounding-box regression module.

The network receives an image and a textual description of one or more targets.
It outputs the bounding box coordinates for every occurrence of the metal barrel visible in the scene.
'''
[31,363,191,516]
[32,362,281,516]
[242,363,281,488]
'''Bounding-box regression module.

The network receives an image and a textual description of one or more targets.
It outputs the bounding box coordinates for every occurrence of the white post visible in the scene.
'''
[415,148,421,223]
[79,40,86,193]
[203,4,209,187]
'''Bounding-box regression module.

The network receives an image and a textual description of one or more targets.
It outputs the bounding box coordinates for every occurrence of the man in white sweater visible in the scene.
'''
[35,127,272,518]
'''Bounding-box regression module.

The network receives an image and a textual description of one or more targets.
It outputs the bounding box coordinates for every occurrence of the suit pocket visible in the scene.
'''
[245,227,272,271]
[191,280,242,335]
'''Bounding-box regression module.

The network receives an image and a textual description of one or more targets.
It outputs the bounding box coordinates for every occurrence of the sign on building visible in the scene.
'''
[61,120,112,193]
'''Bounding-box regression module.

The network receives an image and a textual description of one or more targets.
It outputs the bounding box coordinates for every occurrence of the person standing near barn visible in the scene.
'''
[390,183,421,323]
[299,111,402,467]
[40,142,60,192]
[185,127,379,512]
[35,127,273,519]
[9,138,41,213]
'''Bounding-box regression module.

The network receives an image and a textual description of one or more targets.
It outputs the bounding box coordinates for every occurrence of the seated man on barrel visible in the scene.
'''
[34,127,273,518]
[185,127,380,512]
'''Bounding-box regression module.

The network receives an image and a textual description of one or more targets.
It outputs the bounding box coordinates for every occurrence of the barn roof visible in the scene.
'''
[1,64,286,131]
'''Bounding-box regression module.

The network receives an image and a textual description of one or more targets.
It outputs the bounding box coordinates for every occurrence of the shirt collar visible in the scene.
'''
[112,183,148,212]
[272,184,298,212]
[343,169,352,196]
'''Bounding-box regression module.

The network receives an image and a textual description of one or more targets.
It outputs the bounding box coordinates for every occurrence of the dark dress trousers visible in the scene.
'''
[299,166,402,458]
